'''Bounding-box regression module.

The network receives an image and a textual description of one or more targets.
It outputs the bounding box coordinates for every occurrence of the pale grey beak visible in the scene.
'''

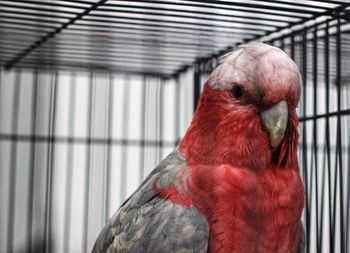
[260,100,288,148]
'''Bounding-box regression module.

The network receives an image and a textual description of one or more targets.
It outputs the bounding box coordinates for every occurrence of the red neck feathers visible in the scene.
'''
[175,85,303,253]
[179,84,299,171]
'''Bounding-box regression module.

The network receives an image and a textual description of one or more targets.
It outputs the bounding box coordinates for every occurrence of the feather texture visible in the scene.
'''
[92,149,209,253]
[93,42,305,253]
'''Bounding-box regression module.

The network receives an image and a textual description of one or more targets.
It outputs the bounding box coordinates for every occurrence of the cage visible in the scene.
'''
[0,1,350,253]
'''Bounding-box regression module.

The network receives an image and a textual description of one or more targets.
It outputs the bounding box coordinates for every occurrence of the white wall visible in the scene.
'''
[0,68,194,253]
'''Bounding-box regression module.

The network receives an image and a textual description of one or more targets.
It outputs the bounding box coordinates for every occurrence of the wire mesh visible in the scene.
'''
[0,70,195,252]
[1,1,350,253]
[1,0,348,76]
[192,13,350,253]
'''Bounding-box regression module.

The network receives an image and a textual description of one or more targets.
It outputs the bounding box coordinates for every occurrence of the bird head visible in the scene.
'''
[180,42,301,170]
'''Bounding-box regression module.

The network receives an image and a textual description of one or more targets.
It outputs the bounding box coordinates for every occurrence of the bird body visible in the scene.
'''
[93,42,305,253]
[158,159,304,253]
[92,149,210,253]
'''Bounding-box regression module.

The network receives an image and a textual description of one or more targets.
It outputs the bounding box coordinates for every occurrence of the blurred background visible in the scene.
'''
[0,1,349,252]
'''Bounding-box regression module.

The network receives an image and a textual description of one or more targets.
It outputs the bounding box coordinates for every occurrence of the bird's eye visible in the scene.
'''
[231,85,244,99]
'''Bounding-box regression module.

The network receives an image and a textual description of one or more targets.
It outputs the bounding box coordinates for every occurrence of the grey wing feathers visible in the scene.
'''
[92,149,209,253]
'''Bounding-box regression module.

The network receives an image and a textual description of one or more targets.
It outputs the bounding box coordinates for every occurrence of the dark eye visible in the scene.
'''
[231,85,244,99]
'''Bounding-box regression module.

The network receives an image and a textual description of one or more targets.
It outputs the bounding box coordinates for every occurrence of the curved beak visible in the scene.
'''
[260,100,288,148]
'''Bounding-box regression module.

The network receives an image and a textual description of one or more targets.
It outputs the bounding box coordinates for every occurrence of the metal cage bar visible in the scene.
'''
[1,1,350,253]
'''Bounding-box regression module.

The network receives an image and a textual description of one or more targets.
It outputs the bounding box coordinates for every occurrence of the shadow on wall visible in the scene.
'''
[14,238,53,253]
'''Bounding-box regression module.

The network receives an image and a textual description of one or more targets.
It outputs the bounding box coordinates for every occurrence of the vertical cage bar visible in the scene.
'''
[120,75,130,201]
[312,24,320,252]
[139,76,146,182]
[82,72,94,253]
[332,125,338,253]
[27,69,39,253]
[105,73,114,220]
[159,78,164,161]
[301,29,310,253]
[291,33,295,61]
[194,62,201,112]
[318,27,325,252]
[63,72,76,253]
[335,17,344,253]
[44,71,58,253]
[347,113,350,253]
[331,19,340,252]
[6,69,21,253]
[175,76,181,145]
[347,73,350,253]
[320,138,327,253]
[324,20,333,253]
[155,78,160,162]
[101,73,109,223]
[318,22,327,253]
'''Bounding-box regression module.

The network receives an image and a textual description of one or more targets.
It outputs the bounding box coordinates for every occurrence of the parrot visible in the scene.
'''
[92,42,305,253]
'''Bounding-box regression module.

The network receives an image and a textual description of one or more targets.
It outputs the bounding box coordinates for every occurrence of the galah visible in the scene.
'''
[92,42,305,253]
